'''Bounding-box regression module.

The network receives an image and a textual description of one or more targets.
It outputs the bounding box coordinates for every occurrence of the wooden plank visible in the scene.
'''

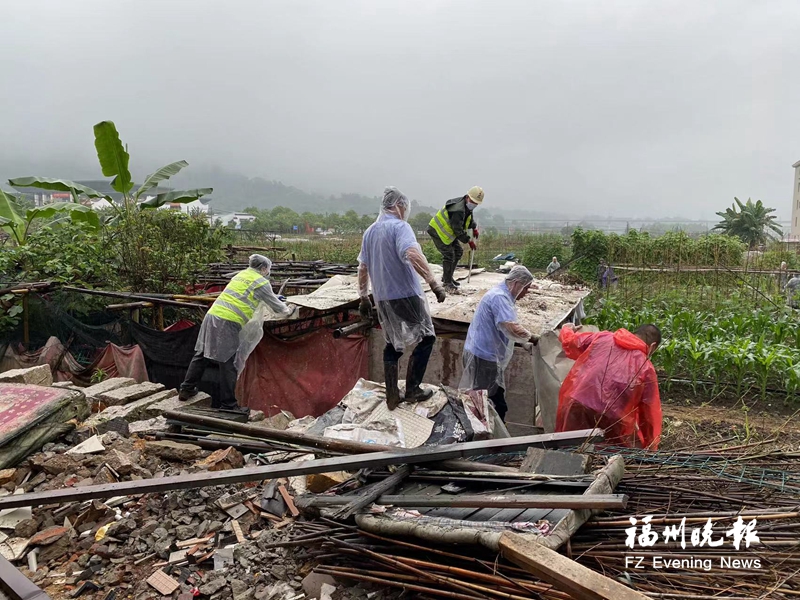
[277,483,300,517]
[0,429,603,509]
[464,506,507,522]
[514,508,561,524]
[231,520,246,544]
[334,465,411,519]
[425,507,483,520]
[297,494,627,510]
[403,483,442,515]
[499,532,648,600]
[478,508,528,523]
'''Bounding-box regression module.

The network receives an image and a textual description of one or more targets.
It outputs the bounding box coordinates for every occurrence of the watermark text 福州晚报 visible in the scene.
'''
[623,515,761,572]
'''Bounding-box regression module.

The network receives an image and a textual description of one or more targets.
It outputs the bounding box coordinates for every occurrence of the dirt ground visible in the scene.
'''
[659,392,800,450]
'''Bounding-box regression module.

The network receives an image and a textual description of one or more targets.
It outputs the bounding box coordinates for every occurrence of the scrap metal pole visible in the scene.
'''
[0,429,603,509]
[164,409,535,473]
[0,553,51,600]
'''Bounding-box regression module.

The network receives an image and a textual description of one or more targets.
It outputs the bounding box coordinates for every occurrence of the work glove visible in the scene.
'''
[468,240,477,251]
[472,227,479,240]
[359,297,373,321]
[277,295,286,302]
[431,283,447,303]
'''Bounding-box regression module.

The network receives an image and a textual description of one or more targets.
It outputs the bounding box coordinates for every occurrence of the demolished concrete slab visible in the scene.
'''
[143,391,210,419]
[0,366,53,387]
[97,382,165,407]
[81,378,136,399]
[84,389,178,429]
[128,417,170,436]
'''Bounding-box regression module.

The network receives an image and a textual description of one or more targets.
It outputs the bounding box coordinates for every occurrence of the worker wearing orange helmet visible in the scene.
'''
[427,186,483,292]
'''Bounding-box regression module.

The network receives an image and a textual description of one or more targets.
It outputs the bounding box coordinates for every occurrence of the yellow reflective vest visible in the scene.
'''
[429,200,473,245]
[207,268,270,326]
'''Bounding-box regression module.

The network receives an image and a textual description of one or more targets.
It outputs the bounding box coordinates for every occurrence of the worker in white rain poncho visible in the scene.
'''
[460,266,535,422]
[179,254,293,413]
[786,273,800,308]
[358,187,447,410]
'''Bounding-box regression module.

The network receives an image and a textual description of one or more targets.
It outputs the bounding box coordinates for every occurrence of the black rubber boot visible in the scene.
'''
[404,342,435,402]
[441,257,454,285]
[445,258,461,292]
[178,388,197,402]
[384,362,401,410]
[220,404,250,415]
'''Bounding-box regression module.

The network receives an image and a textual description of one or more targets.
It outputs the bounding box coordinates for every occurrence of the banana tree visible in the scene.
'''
[0,188,99,246]
[9,121,212,220]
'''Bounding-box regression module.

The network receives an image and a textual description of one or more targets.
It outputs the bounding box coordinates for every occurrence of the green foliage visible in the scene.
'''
[0,189,100,245]
[759,249,800,270]
[587,297,800,400]
[0,222,114,285]
[7,177,106,200]
[93,121,133,195]
[12,121,212,217]
[409,211,433,233]
[136,161,188,199]
[570,228,610,280]
[112,210,228,293]
[139,188,213,208]
[242,206,375,234]
[714,197,782,249]
[521,234,567,270]
[570,228,746,282]
[90,368,108,384]
[0,294,23,332]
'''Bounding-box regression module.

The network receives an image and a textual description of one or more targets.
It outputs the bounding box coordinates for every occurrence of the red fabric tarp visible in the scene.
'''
[88,344,149,383]
[0,337,148,385]
[236,329,369,418]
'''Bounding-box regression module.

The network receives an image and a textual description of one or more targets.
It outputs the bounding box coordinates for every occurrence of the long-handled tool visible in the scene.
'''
[467,248,475,283]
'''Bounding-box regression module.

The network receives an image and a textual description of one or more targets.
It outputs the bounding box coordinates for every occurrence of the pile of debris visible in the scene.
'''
[0,368,616,599]
[0,428,387,600]
[7,364,798,599]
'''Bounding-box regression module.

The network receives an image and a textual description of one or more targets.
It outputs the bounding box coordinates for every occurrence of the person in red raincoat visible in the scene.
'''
[555,323,662,450]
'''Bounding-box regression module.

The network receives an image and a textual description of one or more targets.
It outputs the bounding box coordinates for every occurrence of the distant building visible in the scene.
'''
[793,160,800,238]
[162,198,213,215]
[215,212,256,227]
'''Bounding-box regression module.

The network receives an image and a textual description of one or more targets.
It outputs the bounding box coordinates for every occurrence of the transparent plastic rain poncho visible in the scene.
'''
[235,255,295,372]
[358,187,435,352]
[459,266,534,393]
[196,254,293,371]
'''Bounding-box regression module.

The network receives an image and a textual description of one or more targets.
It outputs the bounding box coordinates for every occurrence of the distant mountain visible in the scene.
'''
[169,165,382,215]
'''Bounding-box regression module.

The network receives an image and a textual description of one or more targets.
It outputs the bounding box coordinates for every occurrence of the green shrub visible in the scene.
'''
[0,222,116,286]
[521,234,568,270]
[111,210,228,293]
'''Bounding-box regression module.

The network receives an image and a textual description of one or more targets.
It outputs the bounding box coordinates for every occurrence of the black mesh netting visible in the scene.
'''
[128,320,219,396]
[30,296,126,365]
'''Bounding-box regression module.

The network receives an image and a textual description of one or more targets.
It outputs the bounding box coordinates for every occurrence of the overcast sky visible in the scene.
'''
[2,0,799,219]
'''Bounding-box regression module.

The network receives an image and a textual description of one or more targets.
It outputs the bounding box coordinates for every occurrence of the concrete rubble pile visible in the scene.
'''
[2,425,401,600]
[0,368,606,600]
[0,369,403,600]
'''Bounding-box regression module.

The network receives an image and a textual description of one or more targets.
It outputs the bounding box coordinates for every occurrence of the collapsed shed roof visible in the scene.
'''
[282,268,590,338]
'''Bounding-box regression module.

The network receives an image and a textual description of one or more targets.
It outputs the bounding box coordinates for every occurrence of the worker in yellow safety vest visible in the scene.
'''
[179,254,293,413]
[427,186,483,291]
